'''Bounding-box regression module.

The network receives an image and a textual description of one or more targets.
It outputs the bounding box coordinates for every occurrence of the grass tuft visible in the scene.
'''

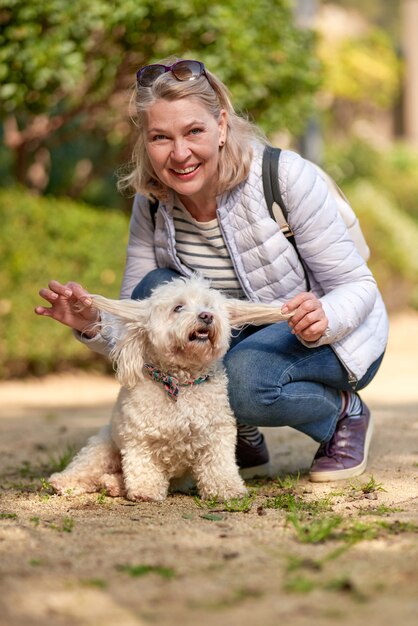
[116,564,176,579]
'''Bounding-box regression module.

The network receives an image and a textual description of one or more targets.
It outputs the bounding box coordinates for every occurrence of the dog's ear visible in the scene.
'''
[90,295,149,388]
[224,299,293,328]
[90,295,149,322]
[110,327,147,389]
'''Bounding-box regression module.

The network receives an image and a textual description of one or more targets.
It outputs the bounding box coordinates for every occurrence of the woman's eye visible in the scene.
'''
[189,127,203,135]
[151,134,167,142]
[173,305,183,313]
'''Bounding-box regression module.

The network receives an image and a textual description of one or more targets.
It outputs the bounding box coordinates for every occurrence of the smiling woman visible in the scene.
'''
[35,56,388,484]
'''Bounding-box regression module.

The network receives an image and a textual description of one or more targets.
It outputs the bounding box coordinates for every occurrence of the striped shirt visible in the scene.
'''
[173,203,245,298]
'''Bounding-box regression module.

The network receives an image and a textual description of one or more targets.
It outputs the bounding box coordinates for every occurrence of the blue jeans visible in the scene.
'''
[132,269,384,443]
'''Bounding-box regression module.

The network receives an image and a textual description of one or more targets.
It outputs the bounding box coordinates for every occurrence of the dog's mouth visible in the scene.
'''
[188,327,211,342]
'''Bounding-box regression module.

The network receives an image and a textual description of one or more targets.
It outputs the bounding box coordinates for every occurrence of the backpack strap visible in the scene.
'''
[148,196,159,228]
[262,146,311,291]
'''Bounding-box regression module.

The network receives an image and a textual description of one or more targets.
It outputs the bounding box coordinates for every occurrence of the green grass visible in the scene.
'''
[0,512,17,520]
[265,491,333,515]
[48,516,75,533]
[358,504,404,516]
[349,476,386,495]
[287,513,343,544]
[116,564,176,579]
[194,492,255,513]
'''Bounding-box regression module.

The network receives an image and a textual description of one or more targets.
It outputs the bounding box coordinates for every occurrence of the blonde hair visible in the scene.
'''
[118,57,266,200]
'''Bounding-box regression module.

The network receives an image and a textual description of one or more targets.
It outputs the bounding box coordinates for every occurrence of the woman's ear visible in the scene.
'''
[224,299,293,328]
[218,109,227,146]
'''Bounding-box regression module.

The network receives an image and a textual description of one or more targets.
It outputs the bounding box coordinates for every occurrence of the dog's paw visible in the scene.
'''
[100,472,126,497]
[126,488,167,502]
[49,473,90,496]
[200,481,248,502]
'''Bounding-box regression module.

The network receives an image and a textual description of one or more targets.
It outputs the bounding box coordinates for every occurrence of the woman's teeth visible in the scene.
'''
[173,165,199,174]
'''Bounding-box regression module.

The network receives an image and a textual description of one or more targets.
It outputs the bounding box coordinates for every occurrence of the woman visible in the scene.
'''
[35,58,388,482]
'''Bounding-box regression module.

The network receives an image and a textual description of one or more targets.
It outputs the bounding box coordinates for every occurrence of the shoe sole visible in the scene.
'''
[240,462,271,480]
[309,412,374,483]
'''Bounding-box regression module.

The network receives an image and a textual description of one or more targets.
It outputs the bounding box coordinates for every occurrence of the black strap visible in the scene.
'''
[262,146,311,291]
[148,196,159,228]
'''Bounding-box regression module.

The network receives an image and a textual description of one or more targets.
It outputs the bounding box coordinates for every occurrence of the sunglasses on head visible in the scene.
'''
[136,60,207,87]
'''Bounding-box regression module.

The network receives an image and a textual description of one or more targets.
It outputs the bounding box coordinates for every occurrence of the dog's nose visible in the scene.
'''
[198,311,213,325]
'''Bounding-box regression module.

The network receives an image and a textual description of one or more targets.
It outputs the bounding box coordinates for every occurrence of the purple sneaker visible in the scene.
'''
[309,402,373,482]
[236,433,270,479]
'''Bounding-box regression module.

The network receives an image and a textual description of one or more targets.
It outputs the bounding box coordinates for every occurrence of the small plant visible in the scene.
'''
[350,476,386,495]
[342,520,380,544]
[286,555,322,573]
[284,575,317,593]
[265,492,332,515]
[96,489,108,504]
[49,517,75,533]
[81,579,107,589]
[62,517,75,533]
[324,576,367,601]
[0,512,17,520]
[358,504,404,517]
[275,473,301,489]
[287,513,343,544]
[379,520,418,535]
[30,516,40,526]
[194,495,219,509]
[223,493,254,513]
[38,477,53,501]
[116,564,176,579]
[194,493,254,513]
[46,445,77,474]
[18,460,37,479]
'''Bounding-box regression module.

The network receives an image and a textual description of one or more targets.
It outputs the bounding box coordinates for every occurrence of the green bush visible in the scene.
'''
[345,180,418,311]
[324,139,418,222]
[0,188,129,377]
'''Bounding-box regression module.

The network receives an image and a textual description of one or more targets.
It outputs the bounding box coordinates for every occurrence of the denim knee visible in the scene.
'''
[224,347,272,424]
[131,268,181,300]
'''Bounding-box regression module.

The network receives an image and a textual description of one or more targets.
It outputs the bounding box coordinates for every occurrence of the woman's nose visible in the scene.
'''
[171,139,191,162]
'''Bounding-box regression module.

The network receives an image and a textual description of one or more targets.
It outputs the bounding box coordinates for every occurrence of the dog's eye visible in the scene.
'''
[173,305,184,313]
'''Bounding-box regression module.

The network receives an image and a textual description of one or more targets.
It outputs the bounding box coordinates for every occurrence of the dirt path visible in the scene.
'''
[0,312,417,626]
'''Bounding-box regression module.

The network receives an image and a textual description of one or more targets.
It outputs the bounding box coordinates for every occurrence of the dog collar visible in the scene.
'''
[143,363,209,402]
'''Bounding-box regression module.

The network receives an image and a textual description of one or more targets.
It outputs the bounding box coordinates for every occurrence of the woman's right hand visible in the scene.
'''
[34,280,100,337]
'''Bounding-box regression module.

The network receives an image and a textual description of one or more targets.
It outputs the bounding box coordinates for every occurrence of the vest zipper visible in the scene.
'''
[330,345,358,389]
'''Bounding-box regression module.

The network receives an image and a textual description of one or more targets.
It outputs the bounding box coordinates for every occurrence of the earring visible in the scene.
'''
[219,140,225,146]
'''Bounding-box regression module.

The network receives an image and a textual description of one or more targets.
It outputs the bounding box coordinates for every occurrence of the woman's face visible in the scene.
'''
[144,97,227,204]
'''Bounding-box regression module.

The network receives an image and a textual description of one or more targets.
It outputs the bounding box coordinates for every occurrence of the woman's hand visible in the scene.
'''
[34,280,100,337]
[282,292,328,343]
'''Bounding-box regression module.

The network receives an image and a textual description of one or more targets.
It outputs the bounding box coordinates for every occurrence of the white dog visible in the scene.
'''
[49,276,289,502]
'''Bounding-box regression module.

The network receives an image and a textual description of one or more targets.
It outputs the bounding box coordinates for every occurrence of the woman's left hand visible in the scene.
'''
[282,292,328,342]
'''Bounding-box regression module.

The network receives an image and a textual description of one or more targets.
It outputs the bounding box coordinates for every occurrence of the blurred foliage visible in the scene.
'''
[317,28,400,108]
[0,0,320,204]
[324,138,418,222]
[323,138,418,310]
[0,188,128,377]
